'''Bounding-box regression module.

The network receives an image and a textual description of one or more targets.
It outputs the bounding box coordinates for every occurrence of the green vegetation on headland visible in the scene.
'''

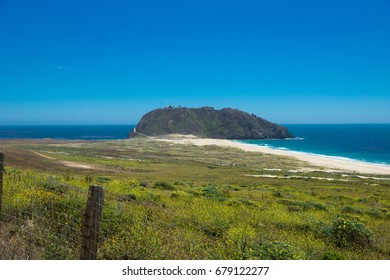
[0,138,389,259]
[131,107,292,139]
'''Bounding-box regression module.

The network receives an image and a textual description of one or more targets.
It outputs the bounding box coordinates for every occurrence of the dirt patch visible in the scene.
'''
[60,161,97,170]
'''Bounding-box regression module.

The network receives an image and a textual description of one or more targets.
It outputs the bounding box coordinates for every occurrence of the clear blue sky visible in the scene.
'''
[0,0,389,124]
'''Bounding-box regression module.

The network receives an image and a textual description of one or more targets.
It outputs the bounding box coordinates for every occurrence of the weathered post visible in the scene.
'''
[0,152,4,218]
[80,185,104,260]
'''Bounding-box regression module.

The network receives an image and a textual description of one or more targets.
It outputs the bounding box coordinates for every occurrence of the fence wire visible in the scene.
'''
[0,152,152,260]
[0,166,87,259]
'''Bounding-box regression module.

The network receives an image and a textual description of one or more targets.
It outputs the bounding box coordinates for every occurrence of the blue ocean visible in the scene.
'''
[0,125,134,140]
[240,124,390,165]
[1,124,390,165]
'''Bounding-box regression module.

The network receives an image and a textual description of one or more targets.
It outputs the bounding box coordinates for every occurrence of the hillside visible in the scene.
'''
[130,107,293,139]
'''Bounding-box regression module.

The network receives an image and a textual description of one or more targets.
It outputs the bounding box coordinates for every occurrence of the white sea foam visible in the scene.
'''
[284,137,305,140]
[237,140,390,168]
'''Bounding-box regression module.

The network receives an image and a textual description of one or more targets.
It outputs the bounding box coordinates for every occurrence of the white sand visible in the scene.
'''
[157,135,390,175]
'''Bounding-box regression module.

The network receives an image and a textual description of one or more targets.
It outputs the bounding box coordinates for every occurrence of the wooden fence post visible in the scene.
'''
[0,152,4,219]
[80,185,104,260]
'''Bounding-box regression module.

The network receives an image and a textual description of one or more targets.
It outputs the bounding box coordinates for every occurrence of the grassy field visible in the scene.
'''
[0,138,389,259]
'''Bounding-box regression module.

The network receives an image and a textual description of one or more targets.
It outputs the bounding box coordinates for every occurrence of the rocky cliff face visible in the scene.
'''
[130,107,293,139]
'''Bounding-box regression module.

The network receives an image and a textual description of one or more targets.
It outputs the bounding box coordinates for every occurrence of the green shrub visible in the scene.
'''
[200,220,229,238]
[366,208,386,219]
[171,190,191,198]
[125,193,137,201]
[321,251,346,260]
[255,241,305,260]
[342,205,363,214]
[326,217,373,248]
[96,177,111,183]
[305,201,326,211]
[173,181,186,186]
[280,199,326,212]
[85,176,93,183]
[154,181,175,190]
[42,176,70,194]
[273,190,283,197]
[202,185,228,201]
[239,198,257,207]
[288,204,304,212]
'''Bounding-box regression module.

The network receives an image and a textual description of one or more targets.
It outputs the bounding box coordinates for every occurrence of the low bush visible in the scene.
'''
[171,190,192,198]
[321,251,346,260]
[254,241,305,260]
[342,205,363,214]
[366,208,386,219]
[280,199,326,212]
[325,217,373,248]
[202,185,228,201]
[154,181,175,190]
[42,176,70,194]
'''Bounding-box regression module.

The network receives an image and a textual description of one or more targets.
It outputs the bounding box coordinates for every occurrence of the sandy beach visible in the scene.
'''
[157,135,390,175]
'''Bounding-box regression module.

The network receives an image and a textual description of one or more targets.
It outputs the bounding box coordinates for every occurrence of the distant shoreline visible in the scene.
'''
[3,123,390,164]
[1,133,390,175]
[156,135,390,175]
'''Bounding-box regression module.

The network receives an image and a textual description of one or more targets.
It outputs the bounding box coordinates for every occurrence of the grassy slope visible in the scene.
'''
[0,138,389,259]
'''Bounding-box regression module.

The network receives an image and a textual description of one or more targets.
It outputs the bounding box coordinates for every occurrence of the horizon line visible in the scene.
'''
[1,122,390,126]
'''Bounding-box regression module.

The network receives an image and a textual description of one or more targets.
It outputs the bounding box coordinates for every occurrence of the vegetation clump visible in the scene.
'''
[171,190,191,198]
[321,251,346,260]
[202,185,229,201]
[154,181,175,190]
[255,241,305,260]
[280,199,326,212]
[325,216,373,248]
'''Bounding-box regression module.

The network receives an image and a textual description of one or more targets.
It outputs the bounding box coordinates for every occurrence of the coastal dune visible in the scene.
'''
[157,135,390,175]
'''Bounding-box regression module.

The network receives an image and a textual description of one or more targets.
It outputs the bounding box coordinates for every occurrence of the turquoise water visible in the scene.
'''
[239,124,390,165]
[1,124,390,165]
